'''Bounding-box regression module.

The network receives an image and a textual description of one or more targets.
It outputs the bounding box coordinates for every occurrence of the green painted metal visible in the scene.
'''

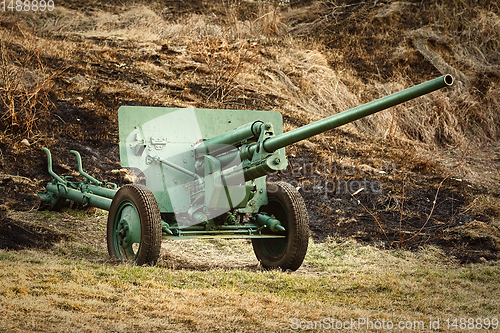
[117,107,285,168]
[117,107,285,215]
[163,234,285,240]
[254,74,454,156]
[38,148,118,210]
[252,196,289,259]
[38,75,454,249]
[44,183,113,210]
[253,213,286,232]
[110,200,142,259]
[78,183,117,199]
[42,148,66,184]
[70,150,102,185]
[162,219,286,239]
[194,120,263,157]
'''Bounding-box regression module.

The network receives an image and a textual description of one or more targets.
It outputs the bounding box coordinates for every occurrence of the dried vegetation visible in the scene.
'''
[0,0,497,256]
[0,26,57,135]
[0,0,499,330]
[0,209,499,332]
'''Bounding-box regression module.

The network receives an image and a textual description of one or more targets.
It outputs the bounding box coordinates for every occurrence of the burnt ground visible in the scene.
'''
[1,0,500,265]
[266,137,500,264]
[0,214,65,250]
[1,127,499,264]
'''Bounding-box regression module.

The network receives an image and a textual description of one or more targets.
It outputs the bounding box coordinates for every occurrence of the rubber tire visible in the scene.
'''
[107,184,162,266]
[252,181,310,271]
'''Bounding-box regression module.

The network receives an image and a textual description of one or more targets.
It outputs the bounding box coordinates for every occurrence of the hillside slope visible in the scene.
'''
[0,0,499,262]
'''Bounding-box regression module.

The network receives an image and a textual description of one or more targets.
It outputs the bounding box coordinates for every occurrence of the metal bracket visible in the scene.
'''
[149,155,202,182]
[251,123,275,164]
[150,137,167,151]
[130,132,146,156]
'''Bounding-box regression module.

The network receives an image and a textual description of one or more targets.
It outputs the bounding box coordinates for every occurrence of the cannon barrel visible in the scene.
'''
[195,120,263,157]
[249,74,453,157]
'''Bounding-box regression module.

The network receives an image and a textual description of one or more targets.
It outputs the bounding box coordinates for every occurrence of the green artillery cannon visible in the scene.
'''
[38,74,453,271]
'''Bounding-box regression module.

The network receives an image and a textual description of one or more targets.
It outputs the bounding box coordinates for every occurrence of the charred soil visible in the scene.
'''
[0,0,499,265]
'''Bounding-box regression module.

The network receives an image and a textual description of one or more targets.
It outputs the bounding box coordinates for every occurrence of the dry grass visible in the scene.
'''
[0,235,499,332]
[463,194,500,218]
[0,27,57,135]
[1,1,497,180]
[34,5,169,41]
[13,1,496,168]
[0,209,498,331]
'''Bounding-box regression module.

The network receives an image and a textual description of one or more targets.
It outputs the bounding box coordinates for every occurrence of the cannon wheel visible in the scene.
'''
[107,184,161,266]
[252,181,309,271]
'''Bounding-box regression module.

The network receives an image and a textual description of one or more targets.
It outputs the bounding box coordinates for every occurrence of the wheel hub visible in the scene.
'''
[113,202,142,257]
[116,219,130,248]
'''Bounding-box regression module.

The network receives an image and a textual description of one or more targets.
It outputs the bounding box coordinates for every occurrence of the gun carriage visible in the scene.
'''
[38,74,453,271]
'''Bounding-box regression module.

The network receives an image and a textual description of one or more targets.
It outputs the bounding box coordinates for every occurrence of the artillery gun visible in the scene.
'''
[38,75,453,271]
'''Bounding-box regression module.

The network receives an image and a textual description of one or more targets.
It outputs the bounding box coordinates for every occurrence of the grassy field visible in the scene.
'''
[0,211,499,332]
